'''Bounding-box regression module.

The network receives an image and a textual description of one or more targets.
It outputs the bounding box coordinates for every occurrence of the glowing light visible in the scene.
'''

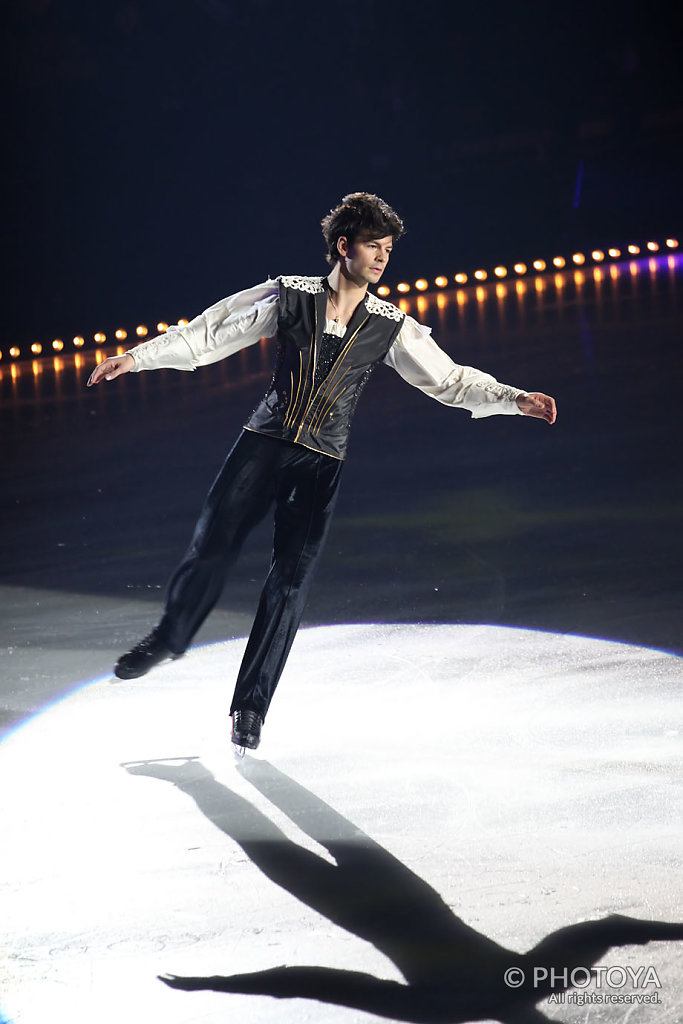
[475,286,485,302]
[665,238,678,249]
[398,299,409,312]
[515,280,526,295]
[668,255,676,269]
[535,277,544,292]
[554,274,564,289]
[74,353,84,370]
[95,350,105,364]
[594,267,603,282]
[648,258,657,274]
[574,270,585,285]
[456,290,466,305]
[436,293,447,309]
[53,357,64,372]
[116,346,126,356]
[32,360,42,376]
[11,363,18,380]
[495,283,507,299]
[19,235,656,356]
[416,296,427,314]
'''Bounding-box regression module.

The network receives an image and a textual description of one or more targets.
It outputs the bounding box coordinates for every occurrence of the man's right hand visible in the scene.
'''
[87,353,135,386]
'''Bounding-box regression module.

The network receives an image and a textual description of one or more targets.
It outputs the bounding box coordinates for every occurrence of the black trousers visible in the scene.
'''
[156,430,343,719]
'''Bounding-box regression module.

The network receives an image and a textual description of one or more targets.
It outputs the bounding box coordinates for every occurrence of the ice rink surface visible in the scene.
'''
[1,623,682,1024]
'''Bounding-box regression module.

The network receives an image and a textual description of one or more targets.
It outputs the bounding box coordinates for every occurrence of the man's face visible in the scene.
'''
[338,234,393,285]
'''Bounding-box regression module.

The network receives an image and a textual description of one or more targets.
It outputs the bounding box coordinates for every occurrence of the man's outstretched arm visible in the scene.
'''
[384,315,556,424]
[87,278,279,386]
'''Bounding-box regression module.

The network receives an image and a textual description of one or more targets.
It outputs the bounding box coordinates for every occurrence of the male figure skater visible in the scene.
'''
[87,193,556,750]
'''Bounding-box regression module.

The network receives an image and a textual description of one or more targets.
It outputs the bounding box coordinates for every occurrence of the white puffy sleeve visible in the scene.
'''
[127,278,280,372]
[383,314,527,418]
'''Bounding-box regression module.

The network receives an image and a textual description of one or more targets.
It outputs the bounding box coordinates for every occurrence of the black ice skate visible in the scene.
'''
[231,710,263,754]
[114,628,182,679]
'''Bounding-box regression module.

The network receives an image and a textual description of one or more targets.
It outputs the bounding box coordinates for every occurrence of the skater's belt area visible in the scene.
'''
[242,427,344,462]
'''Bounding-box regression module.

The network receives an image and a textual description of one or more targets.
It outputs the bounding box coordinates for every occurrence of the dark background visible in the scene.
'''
[4,0,682,347]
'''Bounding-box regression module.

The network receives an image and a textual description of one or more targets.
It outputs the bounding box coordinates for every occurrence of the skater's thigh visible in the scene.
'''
[272,451,343,557]
[202,430,280,527]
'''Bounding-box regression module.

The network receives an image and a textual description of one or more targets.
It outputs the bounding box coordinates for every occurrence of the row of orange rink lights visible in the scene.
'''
[1,237,679,363]
[1,318,190,364]
[376,238,679,298]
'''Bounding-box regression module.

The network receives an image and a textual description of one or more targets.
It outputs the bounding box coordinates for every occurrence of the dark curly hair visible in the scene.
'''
[321,192,405,266]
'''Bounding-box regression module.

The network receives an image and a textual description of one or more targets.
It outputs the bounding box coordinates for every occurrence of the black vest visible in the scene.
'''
[245,275,405,460]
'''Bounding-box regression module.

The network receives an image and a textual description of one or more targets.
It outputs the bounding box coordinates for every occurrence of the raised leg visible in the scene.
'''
[157,431,280,653]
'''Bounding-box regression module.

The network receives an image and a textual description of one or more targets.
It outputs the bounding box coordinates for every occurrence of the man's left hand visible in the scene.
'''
[516,392,557,424]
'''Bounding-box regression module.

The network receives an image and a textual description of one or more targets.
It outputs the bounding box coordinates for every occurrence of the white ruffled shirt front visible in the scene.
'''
[127,278,527,418]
